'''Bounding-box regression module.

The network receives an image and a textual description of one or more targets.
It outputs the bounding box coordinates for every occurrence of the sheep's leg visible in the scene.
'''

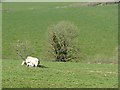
[34,63,38,67]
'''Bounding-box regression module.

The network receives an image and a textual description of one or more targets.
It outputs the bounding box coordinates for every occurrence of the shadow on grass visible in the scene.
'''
[37,64,48,68]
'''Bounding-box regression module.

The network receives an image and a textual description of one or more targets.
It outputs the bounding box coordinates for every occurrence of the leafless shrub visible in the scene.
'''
[13,40,34,60]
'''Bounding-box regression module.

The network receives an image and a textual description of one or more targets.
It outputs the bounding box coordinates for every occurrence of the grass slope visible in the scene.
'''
[2,3,118,63]
[2,3,118,88]
[2,60,118,88]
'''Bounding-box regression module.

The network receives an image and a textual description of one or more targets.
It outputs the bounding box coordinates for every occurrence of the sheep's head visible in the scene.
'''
[21,61,27,65]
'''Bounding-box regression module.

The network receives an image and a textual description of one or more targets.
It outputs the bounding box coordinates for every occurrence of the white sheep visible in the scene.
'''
[21,56,40,67]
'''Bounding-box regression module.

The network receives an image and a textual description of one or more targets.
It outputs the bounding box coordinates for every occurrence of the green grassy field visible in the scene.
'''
[2,3,118,63]
[2,3,118,88]
[2,60,118,88]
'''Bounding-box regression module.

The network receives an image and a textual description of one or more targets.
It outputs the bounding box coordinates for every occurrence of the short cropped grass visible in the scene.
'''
[2,3,118,88]
[2,60,118,88]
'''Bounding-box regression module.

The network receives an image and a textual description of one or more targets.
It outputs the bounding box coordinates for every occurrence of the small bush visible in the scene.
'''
[47,21,80,62]
[12,40,34,60]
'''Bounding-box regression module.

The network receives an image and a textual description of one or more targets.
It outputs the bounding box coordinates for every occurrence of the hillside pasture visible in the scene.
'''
[2,3,118,88]
[2,3,118,63]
